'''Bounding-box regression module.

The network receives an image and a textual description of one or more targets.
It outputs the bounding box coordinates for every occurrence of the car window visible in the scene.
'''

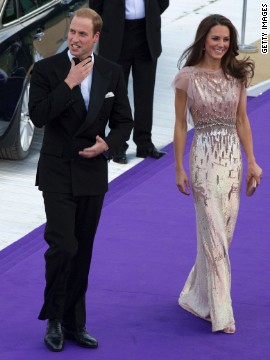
[2,0,18,25]
[20,0,39,15]
[39,0,54,5]
[19,0,53,16]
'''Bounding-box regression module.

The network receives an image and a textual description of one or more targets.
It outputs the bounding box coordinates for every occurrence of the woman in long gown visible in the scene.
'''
[173,14,262,333]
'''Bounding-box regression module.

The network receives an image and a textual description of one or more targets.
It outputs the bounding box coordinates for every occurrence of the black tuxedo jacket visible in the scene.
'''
[89,0,169,61]
[29,50,133,196]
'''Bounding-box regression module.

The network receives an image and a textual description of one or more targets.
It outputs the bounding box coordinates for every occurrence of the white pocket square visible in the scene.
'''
[105,92,114,98]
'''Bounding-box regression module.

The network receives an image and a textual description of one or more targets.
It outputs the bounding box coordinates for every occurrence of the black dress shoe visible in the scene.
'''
[113,151,128,164]
[64,326,98,348]
[136,146,166,159]
[44,319,64,352]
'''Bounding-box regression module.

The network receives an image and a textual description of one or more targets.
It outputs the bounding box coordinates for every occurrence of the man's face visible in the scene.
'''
[68,16,99,60]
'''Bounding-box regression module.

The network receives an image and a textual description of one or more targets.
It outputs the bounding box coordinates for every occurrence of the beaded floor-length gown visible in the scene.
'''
[174,66,244,332]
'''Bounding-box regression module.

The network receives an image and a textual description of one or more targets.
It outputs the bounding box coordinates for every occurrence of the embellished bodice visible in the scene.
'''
[173,66,244,129]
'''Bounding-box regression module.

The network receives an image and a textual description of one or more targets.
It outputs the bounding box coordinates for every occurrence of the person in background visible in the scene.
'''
[29,8,133,352]
[89,0,169,164]
[173,14,262,334]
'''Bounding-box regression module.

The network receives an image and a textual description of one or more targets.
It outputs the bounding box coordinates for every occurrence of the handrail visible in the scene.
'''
[239,0,258,52]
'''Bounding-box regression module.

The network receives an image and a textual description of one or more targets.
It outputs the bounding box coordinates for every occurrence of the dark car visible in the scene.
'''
[0,0,87,160]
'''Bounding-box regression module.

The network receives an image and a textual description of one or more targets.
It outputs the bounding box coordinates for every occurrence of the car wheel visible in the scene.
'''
[0,77,35,160]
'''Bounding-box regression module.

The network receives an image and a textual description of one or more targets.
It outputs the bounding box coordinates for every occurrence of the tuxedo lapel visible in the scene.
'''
[55,50,86,121]
[71,86,87,120]
[144,0,150,16]
[75,56,112,135]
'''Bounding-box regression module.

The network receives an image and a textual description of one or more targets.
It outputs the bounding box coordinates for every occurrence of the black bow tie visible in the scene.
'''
[72,56,92,65]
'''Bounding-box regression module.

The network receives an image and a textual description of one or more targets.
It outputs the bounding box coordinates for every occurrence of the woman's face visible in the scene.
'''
[204,25,230,63]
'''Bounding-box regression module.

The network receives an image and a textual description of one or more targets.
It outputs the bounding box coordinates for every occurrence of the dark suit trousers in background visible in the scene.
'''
[38,191,105,329]
[118,19,157,151]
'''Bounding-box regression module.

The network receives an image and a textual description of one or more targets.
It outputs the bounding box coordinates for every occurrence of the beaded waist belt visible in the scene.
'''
[194,122,236,130]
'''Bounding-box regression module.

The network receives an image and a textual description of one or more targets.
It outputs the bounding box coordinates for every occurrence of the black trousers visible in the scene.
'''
[38,191,105,329]
[118,19,157,151]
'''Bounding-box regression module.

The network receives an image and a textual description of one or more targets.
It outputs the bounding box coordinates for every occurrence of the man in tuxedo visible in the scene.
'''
[29,8,133,352]
[89,0,169,164]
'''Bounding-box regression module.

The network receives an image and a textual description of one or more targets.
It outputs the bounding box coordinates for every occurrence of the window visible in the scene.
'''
[2,0,17,24]
[20,0,39,15]
[19,0,54,16]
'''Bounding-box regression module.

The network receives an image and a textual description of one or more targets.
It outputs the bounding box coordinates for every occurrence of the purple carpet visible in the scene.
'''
[1,90,270,360]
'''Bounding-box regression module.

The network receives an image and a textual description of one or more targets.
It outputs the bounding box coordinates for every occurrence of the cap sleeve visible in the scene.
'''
[172,67,191,94]
[172,67,194,129]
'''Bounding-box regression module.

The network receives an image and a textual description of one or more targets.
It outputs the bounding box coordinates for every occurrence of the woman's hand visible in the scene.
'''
[176,169,190,195]
[246,162,263,185]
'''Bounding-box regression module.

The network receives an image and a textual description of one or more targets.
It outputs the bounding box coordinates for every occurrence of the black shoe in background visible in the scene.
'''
[113,151,128,164]
[136,146,166,159]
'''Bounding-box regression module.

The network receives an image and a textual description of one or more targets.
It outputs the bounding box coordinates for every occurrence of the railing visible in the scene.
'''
[239,0,258,52]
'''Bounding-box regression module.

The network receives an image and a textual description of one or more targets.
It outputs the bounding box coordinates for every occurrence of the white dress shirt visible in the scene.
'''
[67,50,94,109]
[125,0,145,20]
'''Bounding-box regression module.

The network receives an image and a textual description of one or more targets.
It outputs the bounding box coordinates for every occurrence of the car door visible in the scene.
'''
[19,0,88,61]
[0,0,88,159]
